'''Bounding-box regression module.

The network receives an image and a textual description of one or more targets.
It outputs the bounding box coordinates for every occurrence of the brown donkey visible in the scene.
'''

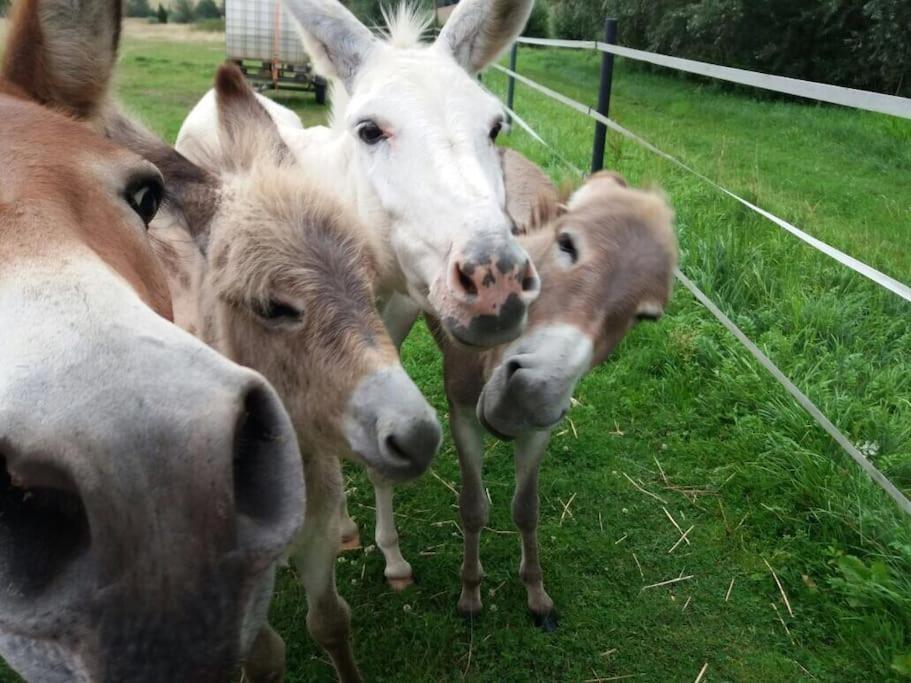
[0,0,304,680]
[144,64,442,683]
[429,155,678,629]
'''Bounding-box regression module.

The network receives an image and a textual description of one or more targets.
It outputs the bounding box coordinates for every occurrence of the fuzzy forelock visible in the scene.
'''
[211,162,384,306]
[379,3,433,48]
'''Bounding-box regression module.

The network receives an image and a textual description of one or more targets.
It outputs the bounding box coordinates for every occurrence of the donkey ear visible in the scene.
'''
[214,63,291,169]
[1,0,120,119]
[435,0,534,74]
[282,0,376,90]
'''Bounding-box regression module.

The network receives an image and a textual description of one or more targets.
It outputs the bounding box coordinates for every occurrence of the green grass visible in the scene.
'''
[3,30,911,682]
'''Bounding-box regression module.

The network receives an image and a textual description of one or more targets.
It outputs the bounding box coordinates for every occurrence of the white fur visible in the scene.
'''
[177,0,531,315]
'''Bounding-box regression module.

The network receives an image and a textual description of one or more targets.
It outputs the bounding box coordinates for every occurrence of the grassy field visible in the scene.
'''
[3,22,911,682]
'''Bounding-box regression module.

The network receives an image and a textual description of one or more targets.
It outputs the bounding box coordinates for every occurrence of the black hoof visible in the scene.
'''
[458,608,482,624]
[531,609,559,632]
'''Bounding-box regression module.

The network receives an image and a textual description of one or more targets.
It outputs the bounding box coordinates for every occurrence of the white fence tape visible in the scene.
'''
[491,64,911,304]
[515,36,911,120]
[490,67,911,515]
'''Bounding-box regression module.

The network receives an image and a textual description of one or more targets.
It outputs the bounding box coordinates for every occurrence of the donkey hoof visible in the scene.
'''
[531,609,559,632]
[458,607,481,624]
[339,533,362,553]
[387,575,415,592]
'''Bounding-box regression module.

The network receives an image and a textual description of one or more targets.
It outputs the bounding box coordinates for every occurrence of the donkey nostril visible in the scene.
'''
[518,259,539,293]
[454,262,479,298]
[505,359,522,381]
[385,434,407,461]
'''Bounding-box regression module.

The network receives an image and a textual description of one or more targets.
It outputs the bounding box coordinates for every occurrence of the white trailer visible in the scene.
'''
[225,0,327,102]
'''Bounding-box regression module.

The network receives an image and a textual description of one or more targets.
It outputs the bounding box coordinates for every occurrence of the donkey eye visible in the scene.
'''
[125,178,163,226]
[489,121,503,142]
[357,121,386,145]
[252,299,303,326]
[557,232,578,264]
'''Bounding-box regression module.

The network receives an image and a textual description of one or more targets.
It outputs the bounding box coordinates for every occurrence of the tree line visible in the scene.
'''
[343,0,908,98]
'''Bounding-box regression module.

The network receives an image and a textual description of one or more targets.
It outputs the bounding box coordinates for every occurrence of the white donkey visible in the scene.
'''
[179,0,541,349]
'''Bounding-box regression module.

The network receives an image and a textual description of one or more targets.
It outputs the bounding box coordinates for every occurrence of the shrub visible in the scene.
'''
[522,0,551,38]
[170,0,194,23]
[124,0,152,18]
[194,0,221,19]
[156,3,168,22]
[549,0,608,40]
[543,0,909,97]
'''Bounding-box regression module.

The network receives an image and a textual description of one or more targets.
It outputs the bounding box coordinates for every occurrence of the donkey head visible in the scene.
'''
[189,65,441,481]
[0,0,304,680]
[479,170,678,438]
[284,0,541,347]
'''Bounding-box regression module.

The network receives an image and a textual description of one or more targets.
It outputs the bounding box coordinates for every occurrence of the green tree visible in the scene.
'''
[156,2,168,23]
[124,0,152,18]
[549,0,608,40]
[171,0,194,23]
[523,0,550,38]
[543,0,908,96]
[195,0,221,19]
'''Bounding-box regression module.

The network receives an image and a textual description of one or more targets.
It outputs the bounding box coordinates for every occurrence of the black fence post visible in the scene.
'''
[590,17,617,173]
[506,42,518,123]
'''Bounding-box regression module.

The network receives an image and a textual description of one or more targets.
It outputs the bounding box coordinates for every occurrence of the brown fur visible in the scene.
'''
[523,177,676,364]
[2,0,119,118]
[0,94,173,319]
[498,147,560,234]
[201,165,396,456]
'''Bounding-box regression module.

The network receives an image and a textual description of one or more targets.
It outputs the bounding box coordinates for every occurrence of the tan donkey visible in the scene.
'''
[140,65,443,683]
[0,0,305,680]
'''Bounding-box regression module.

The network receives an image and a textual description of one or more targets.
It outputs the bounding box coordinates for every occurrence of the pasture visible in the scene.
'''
[2,19,910,682]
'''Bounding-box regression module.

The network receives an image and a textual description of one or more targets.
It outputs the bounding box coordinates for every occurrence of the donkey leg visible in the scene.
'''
[368,468,413,590]
[293,460,362,683]
[242,622,286,683]
[338,478,361,551]
[381,292,421,349]
[512,430,557,631]
[451,402,489,619]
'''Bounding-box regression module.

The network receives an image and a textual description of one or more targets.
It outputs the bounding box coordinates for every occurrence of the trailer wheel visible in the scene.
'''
[314,78,327,105]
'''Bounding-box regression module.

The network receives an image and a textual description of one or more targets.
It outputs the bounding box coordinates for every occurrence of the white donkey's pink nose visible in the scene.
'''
[434,236,540,348]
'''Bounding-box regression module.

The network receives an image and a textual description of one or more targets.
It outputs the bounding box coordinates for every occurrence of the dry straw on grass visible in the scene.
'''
[429,469,458,497]
[641,574,694,591]
[668,525,694,553]
[763,558,794,616]
[622,471,668,504]
[559,492,578,525]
